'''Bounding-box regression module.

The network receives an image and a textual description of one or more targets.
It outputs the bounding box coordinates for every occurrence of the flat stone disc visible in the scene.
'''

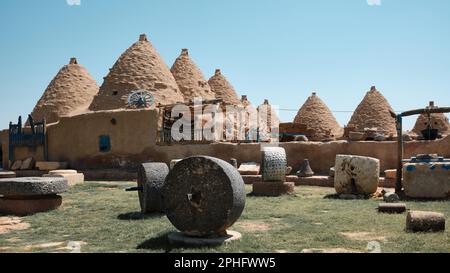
[163,156,246,237]
[0,177,68,197]
[168,230,242,246]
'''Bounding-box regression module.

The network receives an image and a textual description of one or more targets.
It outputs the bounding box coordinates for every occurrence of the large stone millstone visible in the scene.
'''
[163,156,246,237]
[334,155,380,195]
[0,177,69,197]
[261,147,287,182]
[137,162,169,213]
[0,177,68,216]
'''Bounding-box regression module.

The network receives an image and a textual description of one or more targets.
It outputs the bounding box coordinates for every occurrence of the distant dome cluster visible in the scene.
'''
[28,34,448,140]
[31,34,245,123]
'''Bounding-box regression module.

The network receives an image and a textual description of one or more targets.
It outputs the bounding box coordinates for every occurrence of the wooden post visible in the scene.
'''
[43,118,48,161]
[396,114,403,193]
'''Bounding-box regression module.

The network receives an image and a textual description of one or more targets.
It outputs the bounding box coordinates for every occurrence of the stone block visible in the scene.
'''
[238,162,260,175]
[406,211,446,232]
[384,169,397,179]
[252,182,295,197]
[334,155,380,194]
[44,171,84,187]
[35,161,68,171]
[403,162,450,198]
[11,160,22,171]
[20,157,35,170]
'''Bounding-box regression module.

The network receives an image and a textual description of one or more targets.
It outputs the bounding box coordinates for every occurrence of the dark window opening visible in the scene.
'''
[99,135,111,152]
[112,91,118,96]
[111,118,117,125]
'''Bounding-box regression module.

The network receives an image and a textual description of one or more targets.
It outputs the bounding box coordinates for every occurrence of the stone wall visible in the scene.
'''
[2,108,450,175]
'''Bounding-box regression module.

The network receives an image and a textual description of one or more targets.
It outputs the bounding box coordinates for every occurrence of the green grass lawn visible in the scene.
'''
[0,182,449,253]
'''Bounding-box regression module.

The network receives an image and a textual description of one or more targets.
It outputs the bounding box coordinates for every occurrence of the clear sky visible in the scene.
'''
[1,0,449,130]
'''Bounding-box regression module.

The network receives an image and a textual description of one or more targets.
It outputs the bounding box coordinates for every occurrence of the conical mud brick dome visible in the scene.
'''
[31,58,99,124]
[347,86,396,136]
[208,69,240,105]
[89,34,184,111]
[412,102,450,136]
[294,92,343,140]
[170,49,215,101]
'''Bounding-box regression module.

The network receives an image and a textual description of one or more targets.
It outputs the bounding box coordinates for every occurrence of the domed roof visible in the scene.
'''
[412,102,450,136]
[31,58,99,123]
[89,34,184,111]
[208,69,240,105]
[347,86,397,136]
[294,92,343,140]
[170,49,215,101]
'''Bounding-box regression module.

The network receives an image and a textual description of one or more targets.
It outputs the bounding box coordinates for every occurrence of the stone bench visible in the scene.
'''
[43,170,84,187]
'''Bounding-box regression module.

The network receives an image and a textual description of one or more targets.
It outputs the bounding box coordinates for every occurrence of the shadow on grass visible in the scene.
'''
[137,232,210,252]
[323,192,449,202]
[117,211,164,220]
[323,193,372,200]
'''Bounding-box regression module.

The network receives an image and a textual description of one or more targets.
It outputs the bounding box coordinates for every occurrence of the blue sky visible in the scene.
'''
[0,0,449,130]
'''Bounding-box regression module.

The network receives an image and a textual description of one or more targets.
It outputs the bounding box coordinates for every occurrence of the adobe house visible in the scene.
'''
[208,69,241,105]
[412,101,450,138]
[346,86,397,137]
[170,49,216,101]
[30,57,99,124]
[293,92,343,141]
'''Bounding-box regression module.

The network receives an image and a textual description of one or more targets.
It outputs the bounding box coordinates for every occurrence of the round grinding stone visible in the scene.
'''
[137,162,169,213]
[0,177,69,197]
[261,147,287,182]
[163,156,246,237]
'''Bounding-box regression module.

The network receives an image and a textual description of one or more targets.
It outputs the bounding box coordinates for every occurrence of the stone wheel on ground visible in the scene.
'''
[137,162,169,214]
[163,156,246,237]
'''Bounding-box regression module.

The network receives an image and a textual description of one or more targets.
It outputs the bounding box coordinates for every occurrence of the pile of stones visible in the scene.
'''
[0,177,68,216]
